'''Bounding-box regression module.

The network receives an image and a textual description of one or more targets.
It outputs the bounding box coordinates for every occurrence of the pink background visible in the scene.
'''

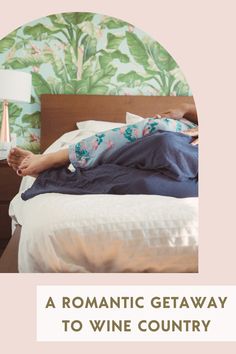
[0,0,235,352]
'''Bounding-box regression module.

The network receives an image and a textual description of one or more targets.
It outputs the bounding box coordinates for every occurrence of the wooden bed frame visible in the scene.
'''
[0,94,195,273]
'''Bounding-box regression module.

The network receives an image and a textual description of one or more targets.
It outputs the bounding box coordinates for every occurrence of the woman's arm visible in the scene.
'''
[182,126,199,145]
[157,103,198,124]
[182,103,198,124]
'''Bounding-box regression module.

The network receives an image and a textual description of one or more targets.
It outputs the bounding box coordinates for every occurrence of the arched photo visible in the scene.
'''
[0,12,198,273]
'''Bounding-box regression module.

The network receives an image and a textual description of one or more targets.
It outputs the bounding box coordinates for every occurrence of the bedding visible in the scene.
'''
[9,125,198,273]
[15,193,198,273]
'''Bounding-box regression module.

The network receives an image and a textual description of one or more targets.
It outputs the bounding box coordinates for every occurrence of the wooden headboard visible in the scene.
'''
[40,94,195,152]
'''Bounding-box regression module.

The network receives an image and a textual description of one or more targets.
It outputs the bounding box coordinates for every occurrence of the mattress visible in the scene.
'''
[9,129,198,273]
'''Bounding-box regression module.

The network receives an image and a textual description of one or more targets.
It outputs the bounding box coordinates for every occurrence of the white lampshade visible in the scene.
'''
[0,69,32,103]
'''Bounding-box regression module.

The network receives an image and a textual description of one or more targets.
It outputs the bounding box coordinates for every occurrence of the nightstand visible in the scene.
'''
[0,160,22,256]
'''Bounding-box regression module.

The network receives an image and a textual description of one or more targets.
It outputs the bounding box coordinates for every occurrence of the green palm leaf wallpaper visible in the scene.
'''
[0,12,191,152]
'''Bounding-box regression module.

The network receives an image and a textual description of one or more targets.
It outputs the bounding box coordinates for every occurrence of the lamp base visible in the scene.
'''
[0,100,11,160]
[0,100,10,142]
[0,141,11,160]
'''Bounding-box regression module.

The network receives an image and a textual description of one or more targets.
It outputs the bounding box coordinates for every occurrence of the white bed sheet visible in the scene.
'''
[9,129,198,273]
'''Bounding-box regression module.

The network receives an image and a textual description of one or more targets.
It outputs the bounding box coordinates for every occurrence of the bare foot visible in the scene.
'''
[17,153,58,177]
[7,147,33,172]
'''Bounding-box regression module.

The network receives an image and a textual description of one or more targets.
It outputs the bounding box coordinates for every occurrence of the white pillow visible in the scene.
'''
[42,129,95,154]
[76,120,125,133]
[126,112,144,124]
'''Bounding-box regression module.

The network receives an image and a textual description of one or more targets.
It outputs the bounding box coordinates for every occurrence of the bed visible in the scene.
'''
[0,94,198,273]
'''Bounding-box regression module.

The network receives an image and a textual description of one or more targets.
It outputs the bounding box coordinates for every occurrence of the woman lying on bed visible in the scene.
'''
[7,103,198,200]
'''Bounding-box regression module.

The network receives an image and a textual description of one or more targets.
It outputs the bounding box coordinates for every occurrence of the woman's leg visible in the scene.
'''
[8,120,158,176]
[68,118,159,169]
[7,117,168,177]
[7,148,70,177]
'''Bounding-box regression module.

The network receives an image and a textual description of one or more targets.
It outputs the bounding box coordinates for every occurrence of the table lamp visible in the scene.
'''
[0,69,32,160]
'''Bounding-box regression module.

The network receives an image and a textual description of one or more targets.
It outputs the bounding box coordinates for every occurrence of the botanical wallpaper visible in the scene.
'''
[0,12,191,152]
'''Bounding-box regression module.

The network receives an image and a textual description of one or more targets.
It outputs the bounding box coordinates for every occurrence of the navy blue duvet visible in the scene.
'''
[21,131,198,200]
